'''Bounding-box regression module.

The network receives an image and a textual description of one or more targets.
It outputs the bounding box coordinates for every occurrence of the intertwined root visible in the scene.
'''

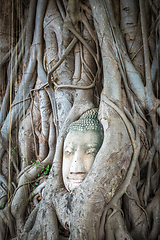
[0,0,160,239]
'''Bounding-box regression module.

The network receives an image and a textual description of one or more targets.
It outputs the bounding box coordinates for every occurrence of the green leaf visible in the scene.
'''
[45,165,49,171]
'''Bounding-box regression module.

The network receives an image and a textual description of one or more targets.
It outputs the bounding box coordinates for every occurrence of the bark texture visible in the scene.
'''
[0,0,160,239]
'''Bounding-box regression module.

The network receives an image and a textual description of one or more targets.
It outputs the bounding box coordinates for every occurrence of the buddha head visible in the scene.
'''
[62,108,103,191]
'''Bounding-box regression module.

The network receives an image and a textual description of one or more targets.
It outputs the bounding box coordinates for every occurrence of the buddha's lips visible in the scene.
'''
[68,174,86,182]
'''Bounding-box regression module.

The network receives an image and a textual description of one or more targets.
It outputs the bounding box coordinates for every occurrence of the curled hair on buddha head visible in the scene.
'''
[65,108,103,146]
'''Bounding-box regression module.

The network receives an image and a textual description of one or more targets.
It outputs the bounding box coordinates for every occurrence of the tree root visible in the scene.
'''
[105,211,133,240]
[0,204,15,238]
[147,188,160,240]
[11,115,56,233]
[14,200,59,240]
[99,93,140,239]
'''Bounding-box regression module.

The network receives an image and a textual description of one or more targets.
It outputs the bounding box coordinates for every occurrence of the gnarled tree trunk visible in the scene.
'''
[0,0,160,239]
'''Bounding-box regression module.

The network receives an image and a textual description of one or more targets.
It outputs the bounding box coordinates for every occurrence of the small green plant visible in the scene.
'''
[31,187,35,195]
[30,180,39,195]
[30,159,35,165]
[36,160,41,168]
[30,164,50,196]
[0,202,5,208]
[11,146,17,161]
[11,146,27,163]
[41,164,50,175]
[44,165,50,175]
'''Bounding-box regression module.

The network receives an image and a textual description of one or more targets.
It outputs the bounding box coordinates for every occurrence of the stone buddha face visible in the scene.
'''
[62,109,103,191]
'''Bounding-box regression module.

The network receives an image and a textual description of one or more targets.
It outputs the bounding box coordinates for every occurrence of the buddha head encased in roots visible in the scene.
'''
[63,108,103,191]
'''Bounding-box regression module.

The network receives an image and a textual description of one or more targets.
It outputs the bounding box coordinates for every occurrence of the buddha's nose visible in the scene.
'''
[70,150,86,174]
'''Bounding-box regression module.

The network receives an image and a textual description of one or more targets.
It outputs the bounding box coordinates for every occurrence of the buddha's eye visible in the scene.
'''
[64,148,74,156]
[65,151,73,156]
[86,148,97,155]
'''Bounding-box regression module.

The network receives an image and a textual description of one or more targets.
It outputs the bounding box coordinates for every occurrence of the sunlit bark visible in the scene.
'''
[0,0,160,239]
